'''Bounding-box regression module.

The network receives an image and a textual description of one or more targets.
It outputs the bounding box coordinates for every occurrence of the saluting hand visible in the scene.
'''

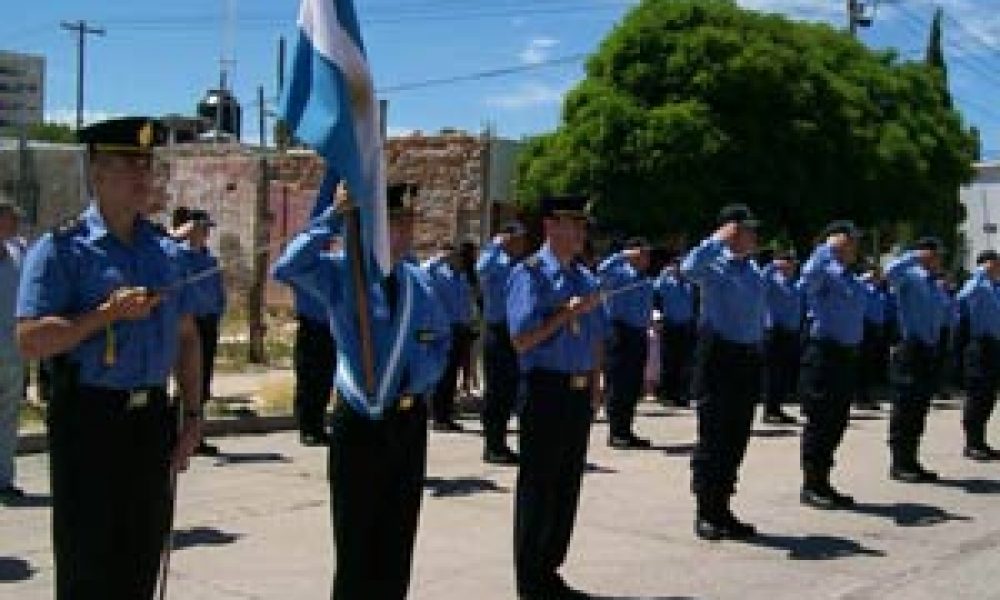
[100,287,162,322]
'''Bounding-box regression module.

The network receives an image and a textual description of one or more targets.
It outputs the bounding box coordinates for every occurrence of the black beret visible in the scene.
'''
[388,183,418,216]
[911,236,944,253]
[499,221,526,236]
[717,204,760,228]
[821,220,862,239]
[540,194,590,219]
[172,206,192,228]
[977,249,999,265]
[78,117,168,154]
[623,236,651,250]
[774,250,798,262]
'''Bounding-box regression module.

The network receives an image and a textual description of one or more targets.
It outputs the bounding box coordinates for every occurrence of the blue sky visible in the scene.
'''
[4,0,1000,157]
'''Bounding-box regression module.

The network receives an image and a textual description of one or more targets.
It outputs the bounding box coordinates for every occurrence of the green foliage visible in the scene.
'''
[516,0,977,250]
[24,122,77,143]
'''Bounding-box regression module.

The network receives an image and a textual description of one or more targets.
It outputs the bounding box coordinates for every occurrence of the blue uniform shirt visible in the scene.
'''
[422,256,473,326]
[476,241,517,325]
[507,244,608,373]
[762,263,804,332]
[654,270,696,326]
[800,243,866,346]
[271,207,451,417]
[183,245,226,317]
[597,252,654,330]
[680,238,766,345]
[862,280,889,325]
[958,269,1000,340]
[885,251,945,346]
[16,204,196,389]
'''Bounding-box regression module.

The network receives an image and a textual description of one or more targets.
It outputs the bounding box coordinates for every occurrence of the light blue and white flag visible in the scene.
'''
[281,0,412,419]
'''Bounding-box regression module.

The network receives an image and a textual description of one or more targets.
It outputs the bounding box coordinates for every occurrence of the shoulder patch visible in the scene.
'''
[51,217,85,238]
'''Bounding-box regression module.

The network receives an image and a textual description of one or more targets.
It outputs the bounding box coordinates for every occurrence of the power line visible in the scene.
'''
[377,53,587,94]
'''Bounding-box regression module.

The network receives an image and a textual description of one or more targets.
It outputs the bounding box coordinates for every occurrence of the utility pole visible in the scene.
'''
[60,20,105,131]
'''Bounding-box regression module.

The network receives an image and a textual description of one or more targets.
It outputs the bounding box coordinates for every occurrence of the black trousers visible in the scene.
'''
[515,370,593,596]
[329,399,428,600]
[432,324,472,425]
[690,332,762,496]
[889,340,937,467]
[195,314,221,405]
[48,385,176,600]
[858,321,888,403]
[962,337,999,447]
[294,316,336,436]
[799,340,858,473]
[604,321,648,438]
[764,326,800,414]
[659,322,695,404]
[482,322,518,451]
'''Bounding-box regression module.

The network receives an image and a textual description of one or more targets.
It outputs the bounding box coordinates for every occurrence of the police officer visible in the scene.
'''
[798,221,866,509]
[508,194,605,599]
[272,182,450,600]
[598,236,655,448]
[424,241,475,432]
[956,250,1000,461]
[653,256,697,407]
[174,208,227,455]
[15,117,203,599]
[857,264,891,410]
[682,204,766,541]
[477,221,527,465]
[884,237,947,482]
[761,251,803,424]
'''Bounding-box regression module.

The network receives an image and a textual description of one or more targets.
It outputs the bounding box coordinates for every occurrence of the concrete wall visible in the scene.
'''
[959,162,1000,271]
[0,139,88,239]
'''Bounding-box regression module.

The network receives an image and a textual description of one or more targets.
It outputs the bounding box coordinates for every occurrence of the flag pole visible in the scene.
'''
[339,183,378,396]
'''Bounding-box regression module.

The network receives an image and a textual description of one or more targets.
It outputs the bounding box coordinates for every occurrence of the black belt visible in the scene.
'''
[77,385,170,411]
[528,369,592,391]
[808,337,860,354]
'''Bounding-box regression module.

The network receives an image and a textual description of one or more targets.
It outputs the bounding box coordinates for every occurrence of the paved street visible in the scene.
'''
[2,399,999,599]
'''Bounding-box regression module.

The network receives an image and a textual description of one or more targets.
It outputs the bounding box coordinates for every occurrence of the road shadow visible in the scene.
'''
[750,428,799,439]
[212,452,292,466]
[850,502,972,527]
[1,492,52,509]
[588,594,697,600]
[935,477,1000,495]
[584,462,619,475]
[747,533,885,560]
[0,557,35,583]
[848,413,886,421]
[173,527,242,551]
[654,442,697,457]
[424,476,508,498]
[931,401,961,411]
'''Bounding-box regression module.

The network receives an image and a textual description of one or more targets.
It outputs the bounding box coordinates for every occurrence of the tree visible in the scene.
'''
[516,0,977,251]
[925,6,952,107]
[24,122,76,143]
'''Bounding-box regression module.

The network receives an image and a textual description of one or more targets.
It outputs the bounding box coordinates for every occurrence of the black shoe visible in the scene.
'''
[608,434,650,449]
[763,411,797,425]
[628,433,652,448]
[694,515,727,541]
[721,510,757,539]
[963,445,1000,461]
[801,485,855,509]
[483,447,519,466]
[300,431,330,447]
[0,485,26,505]
[195,442,221,457]
[432,420,464,433]
[890,464,939,483]
[855,400,881,411]
[551,575,589,600]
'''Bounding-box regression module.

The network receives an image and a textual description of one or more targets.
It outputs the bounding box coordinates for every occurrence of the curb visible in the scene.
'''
[16,414,299,456]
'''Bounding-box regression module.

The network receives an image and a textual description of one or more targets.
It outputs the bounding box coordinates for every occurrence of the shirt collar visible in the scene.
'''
[538,243,565,278]
[83,202,151,244]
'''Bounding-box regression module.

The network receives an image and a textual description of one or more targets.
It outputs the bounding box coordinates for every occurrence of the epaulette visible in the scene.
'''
[51,217,85,239]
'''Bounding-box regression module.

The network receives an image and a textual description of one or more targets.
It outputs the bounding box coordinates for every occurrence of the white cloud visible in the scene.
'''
[387,126,418,138]
[45,108,124,127]
[519,37,560,65]
[485,81,569,110]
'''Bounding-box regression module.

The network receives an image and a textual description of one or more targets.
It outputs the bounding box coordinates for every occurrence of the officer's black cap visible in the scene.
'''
[540,194,590,219]
[912,236,944,254]
[499,221,527,237]
[623,236,651,250]
[821,220,862,239]
[717,204,760,229]
[774,250,798,262]
[977,249,1000,265]
[172,206,192,228]
[78,117,168,155]
[388,183,418,218]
